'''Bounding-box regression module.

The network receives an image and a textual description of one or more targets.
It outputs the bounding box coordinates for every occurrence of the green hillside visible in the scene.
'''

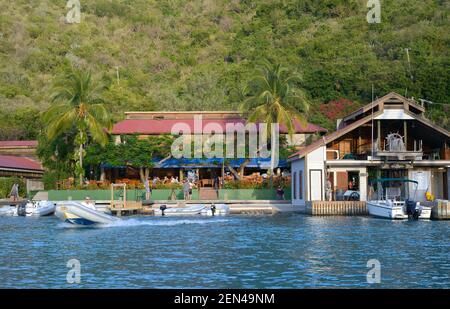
[0,0,449,139]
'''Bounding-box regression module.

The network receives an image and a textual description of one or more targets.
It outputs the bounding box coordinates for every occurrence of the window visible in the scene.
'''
[293,172,297,199]
[298,171,303,200]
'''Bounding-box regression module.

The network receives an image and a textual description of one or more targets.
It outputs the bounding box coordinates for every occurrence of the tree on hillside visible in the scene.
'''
[240,60,310,182]
[42,68,112,185]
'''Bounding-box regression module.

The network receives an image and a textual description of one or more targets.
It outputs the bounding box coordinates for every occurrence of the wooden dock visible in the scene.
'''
[108,201,143,217]
[431,200,450,220]
[306,201,368,216]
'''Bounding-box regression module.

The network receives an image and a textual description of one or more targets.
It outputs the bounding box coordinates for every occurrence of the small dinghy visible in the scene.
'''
[154,204,205,216]
[201,204,230,216]
[55,201,120,225]
[25,201,56,217]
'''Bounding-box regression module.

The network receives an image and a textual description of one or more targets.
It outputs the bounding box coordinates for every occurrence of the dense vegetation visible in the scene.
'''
[0,0,449,140]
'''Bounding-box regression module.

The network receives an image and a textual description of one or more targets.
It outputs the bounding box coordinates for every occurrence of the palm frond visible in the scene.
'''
[86,114,109,146]
[46,109,77,140]
[241,60,311,140]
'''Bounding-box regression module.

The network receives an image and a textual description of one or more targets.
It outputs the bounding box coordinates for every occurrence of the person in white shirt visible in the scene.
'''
[83,197,96,210]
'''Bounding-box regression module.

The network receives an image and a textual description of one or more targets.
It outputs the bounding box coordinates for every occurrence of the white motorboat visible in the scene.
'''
[200,204,230,216]
[367,178,431,220]
[55,201,120,225]
[154,204,205,216]
[25,201,56,217]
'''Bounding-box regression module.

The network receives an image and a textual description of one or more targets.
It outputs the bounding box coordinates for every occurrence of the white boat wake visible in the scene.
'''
[103,218,230,228]
[58,217,230,229]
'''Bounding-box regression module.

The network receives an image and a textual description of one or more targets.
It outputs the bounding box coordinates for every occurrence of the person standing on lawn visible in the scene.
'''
[144,177,152,201]
[183,179,190,200]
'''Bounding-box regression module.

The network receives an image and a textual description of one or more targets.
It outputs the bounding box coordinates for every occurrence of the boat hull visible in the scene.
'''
[200,204,230,216]
[56,201,119,225]
[368,201,431,220]
[368,201,408,219]
[25,201,56,217]
[417,206,432,219]
[154,204,206,216]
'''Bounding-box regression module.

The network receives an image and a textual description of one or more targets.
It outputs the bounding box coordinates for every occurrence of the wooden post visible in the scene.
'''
[123,184,127,208]
[404,121,408,149]
[110,184,113,208]
[377,120,381,150]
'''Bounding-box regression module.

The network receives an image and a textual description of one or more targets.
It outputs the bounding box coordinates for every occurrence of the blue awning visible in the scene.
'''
[101,158,287,169]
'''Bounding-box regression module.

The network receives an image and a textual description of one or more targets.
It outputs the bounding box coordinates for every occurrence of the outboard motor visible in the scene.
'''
[159,204,167,216]
[16,203,27,216]
[210,204,216,216]
[406,199,420,220]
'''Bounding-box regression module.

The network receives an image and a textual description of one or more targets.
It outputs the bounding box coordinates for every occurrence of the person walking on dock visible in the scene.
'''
[9,183,19,202]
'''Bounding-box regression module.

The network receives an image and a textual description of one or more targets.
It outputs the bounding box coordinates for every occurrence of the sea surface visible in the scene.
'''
[0,214,448,288]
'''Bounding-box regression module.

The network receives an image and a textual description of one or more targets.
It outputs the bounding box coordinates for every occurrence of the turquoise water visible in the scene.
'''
[0,214,448,288]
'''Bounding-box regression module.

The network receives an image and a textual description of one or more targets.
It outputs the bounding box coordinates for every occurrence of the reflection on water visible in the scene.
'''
[0,214,448,288]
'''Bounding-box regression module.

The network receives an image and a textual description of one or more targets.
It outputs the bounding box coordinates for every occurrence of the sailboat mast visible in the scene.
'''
[371,84,374,160]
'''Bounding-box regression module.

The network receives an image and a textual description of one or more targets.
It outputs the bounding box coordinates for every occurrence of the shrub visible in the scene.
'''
[223,176,291,189]
[154,182,182,190]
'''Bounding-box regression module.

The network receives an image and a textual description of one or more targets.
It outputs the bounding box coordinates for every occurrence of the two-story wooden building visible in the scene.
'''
[289,92,450,207]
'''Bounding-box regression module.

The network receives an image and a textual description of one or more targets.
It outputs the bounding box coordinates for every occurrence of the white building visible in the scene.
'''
[288,92,450,209]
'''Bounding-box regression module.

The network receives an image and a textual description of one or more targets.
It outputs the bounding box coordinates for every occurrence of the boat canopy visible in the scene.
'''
[373,178,418,184]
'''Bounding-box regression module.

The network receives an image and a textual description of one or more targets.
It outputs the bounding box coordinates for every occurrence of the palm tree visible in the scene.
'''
[240,60,309,181]
[43,68,112,185]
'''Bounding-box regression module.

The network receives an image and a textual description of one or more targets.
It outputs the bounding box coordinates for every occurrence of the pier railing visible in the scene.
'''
[306,201,367,216]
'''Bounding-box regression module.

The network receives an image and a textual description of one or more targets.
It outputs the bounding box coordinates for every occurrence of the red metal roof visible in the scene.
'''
[112,118,327,135]
[0,140,38,147]
[0,155,43,171]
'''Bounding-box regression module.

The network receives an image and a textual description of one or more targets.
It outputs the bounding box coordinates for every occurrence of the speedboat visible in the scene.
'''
[367,178,431,220]
[154,204,205,216]
[200,204,230,216]
[25,201,56,217]
[55,201,120,225]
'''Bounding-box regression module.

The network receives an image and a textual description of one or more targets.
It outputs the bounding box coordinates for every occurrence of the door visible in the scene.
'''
[310,169,323,201]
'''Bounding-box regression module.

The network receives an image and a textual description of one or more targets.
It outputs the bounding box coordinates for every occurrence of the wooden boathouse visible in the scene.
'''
[289,92,450,215]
